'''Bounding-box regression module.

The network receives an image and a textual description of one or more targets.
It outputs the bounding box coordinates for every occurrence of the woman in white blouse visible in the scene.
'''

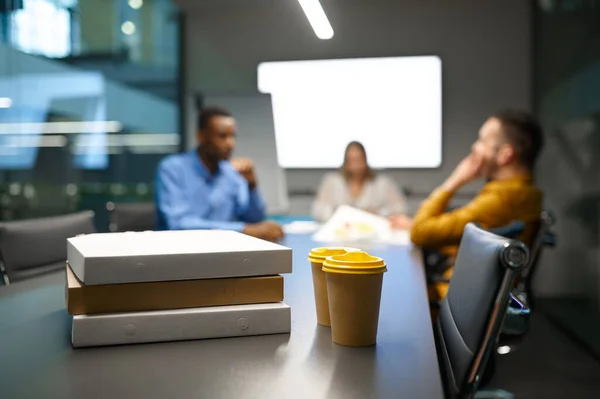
[312,141,412,228]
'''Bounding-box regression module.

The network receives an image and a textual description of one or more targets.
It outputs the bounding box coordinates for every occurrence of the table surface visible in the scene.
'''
[0,234,444,399]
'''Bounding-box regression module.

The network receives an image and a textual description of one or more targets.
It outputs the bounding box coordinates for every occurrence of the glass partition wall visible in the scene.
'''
[534,0,600,357]
[0,0,182,231]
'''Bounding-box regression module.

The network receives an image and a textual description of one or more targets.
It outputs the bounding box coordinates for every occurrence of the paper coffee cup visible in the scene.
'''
[323,251,387,346]
[308,247,359,326]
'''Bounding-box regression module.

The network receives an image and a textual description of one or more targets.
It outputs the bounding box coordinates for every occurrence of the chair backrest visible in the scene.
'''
[424,221,526,284]
[0,211,96,282]
[435,223,529,399]
[108,202,156,232]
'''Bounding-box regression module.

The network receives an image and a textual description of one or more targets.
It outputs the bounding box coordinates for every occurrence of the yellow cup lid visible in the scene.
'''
[322,251,387,275]
[308,247,359,264]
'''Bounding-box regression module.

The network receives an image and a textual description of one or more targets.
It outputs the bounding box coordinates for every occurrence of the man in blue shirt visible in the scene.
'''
[156,106,284,241]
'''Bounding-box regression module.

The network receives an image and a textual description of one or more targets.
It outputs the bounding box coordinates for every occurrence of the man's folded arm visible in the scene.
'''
[238,186,266,223]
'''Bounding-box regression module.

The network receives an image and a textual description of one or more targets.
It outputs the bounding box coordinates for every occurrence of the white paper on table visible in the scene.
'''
[282,221,321,234]
[312,205,410,245]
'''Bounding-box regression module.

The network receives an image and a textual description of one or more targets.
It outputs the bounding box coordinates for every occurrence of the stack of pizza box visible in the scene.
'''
[66,229,292,348]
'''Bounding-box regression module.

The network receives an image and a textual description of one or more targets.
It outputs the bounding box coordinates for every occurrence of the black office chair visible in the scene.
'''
[0,211,96,284]
[107,202,156,232]
[515,210,556,310]
[424,221,526,286]
[434,223,529,399]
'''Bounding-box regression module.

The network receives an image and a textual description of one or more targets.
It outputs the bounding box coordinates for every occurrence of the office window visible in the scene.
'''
[11,0,71,58]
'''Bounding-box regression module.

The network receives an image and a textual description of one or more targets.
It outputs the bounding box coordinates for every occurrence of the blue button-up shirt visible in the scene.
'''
[156,150,266,231]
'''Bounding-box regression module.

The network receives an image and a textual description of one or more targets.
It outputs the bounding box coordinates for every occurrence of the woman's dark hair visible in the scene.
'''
[340,141,375,180]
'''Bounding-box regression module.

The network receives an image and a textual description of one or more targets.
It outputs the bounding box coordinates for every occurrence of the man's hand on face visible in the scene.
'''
[442,153,485,192]
[231,158,257,190]
[243,221,284,242]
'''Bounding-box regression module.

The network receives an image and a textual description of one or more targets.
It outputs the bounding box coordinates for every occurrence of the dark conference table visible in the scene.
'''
[0,233,443,399]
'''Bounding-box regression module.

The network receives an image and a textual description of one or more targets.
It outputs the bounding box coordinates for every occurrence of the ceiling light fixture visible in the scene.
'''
[0,97,12,108]
[0,121,123,134]
[128,0,143,9]
[121,21,136,36]
[297,0,334,40]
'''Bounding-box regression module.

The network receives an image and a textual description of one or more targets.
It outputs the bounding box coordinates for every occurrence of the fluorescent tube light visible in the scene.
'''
[298,0,334,40]
[0,121,123,134]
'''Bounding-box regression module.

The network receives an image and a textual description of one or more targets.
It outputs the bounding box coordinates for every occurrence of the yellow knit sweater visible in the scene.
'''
[411,175,542,300]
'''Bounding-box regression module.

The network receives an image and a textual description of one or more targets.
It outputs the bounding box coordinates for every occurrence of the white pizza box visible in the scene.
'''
[67,229,292,285]
[72,302,291,348]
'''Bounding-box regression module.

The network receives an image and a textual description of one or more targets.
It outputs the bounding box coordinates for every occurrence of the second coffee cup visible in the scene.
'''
[308,247,358,326]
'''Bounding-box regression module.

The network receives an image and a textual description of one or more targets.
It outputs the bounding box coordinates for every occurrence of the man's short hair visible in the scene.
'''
[493,109,544,170]
[198,106,232,132]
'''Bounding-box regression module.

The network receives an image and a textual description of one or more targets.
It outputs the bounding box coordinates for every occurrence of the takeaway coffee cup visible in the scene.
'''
[308,247,358,326]
[323,251,387,346]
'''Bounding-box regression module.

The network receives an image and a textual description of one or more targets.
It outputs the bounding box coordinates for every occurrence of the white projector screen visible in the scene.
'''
[257,56,442,169]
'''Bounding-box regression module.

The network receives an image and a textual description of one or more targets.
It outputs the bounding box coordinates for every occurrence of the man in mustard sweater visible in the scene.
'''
[410,109,544,301]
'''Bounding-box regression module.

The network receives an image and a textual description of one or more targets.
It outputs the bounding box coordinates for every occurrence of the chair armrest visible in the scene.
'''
[501,293,531,336]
